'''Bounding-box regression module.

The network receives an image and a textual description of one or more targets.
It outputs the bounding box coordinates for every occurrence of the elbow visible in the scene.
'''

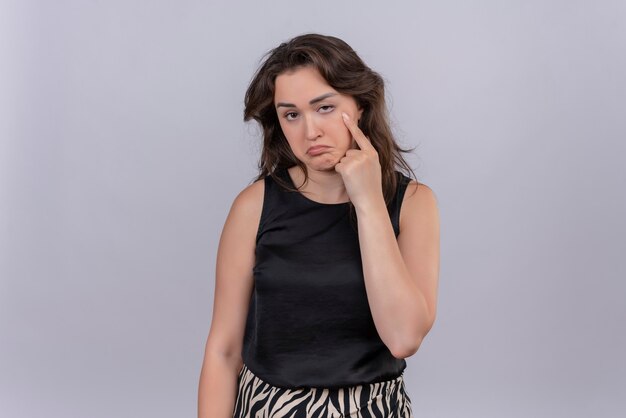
[391,321,435,359]
[390,336,423,359]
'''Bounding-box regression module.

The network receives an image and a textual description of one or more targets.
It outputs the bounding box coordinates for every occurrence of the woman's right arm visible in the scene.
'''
[198,178,264,418]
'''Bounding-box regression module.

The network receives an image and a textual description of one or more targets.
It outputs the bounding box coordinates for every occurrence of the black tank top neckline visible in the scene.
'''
[279,167,351,206]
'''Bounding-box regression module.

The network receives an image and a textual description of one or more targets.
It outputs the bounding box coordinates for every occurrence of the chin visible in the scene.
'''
[303,156,340,171]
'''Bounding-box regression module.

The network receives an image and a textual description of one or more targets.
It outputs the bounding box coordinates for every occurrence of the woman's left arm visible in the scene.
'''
[336,112,440,359]
[355,183,440,359]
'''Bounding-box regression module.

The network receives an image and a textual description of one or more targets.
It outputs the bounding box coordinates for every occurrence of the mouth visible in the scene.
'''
[307,145,331,156]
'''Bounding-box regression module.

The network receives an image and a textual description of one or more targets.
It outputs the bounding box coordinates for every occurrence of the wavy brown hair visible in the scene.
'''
[244,33,418,226]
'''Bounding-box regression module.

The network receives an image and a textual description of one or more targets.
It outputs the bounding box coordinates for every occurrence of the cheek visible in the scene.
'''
[323,114,351,140]
[279,122,307,153]
[334,120,353,146]
[278,120,297,140]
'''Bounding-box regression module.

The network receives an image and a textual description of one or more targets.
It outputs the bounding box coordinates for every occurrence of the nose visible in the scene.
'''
[303,114,322,140]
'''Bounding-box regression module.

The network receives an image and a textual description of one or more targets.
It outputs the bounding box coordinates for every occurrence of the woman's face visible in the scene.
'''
[274,66,363,172]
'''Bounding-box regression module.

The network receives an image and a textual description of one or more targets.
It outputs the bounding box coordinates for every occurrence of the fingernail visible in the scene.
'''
[342,112,349,120]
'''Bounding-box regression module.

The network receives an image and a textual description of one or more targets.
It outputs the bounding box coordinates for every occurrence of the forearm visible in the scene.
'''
[356,198,432,357]
[198,351,243,418]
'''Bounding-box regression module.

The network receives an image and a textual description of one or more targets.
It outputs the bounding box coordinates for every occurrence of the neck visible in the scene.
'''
[289,166,349,203]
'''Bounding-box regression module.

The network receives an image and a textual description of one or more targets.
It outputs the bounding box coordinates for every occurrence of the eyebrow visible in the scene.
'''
[275,92,338,109]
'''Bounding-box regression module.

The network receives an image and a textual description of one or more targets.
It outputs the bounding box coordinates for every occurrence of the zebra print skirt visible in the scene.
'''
[232,363,414,417]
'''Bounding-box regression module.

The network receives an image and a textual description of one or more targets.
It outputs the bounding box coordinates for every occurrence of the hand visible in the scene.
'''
[335,112,384,210]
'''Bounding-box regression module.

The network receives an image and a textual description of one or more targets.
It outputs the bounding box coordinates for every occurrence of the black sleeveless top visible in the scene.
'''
[241,166,412,389]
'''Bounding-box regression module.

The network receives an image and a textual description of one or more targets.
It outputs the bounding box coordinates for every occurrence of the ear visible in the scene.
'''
[357,107,364,123]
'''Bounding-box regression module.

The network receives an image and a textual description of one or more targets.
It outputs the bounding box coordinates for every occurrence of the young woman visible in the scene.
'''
[198,33,440,418]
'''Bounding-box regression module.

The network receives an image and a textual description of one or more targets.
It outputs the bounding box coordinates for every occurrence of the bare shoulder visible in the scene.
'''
[399,180,439,230]
[221,175,266,251]
[230,176,265,224]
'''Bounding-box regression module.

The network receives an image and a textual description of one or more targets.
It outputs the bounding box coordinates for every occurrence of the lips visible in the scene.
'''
[307,145,330,155]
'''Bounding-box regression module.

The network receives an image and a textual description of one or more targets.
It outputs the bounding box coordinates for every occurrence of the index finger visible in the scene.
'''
[342,112,374,151]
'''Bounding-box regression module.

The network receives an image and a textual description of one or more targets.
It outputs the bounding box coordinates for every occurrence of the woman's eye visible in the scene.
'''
[318,105,334,113]
[285,112,298,120]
